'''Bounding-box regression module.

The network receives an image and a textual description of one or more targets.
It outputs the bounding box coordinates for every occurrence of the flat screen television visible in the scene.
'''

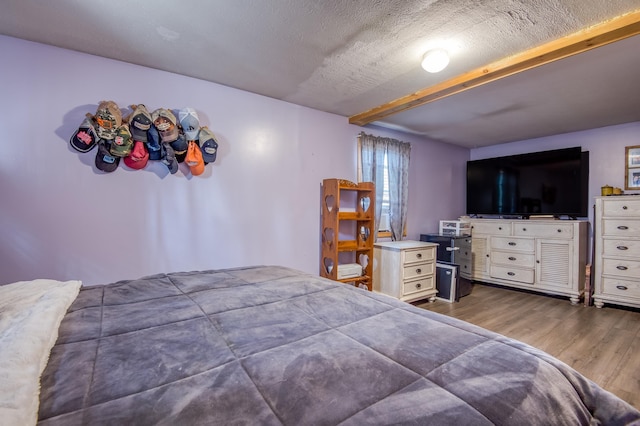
[466,147,589,218]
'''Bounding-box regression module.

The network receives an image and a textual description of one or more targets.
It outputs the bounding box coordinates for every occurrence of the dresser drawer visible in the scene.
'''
[402,276,434,296]
[602,219,640,237]
[491,251,535,267]
[601,277,640,299]
[602,239,640,257]
[602,258,640,279]
[457,247,472,262]
[457,238,472,250]
[471,221,511,235]
[602,198,640,217]
[491,236,534,252]
[490,265,534,284]
[403,247,435,264]
[459,262,472,278]
[403,262,434,280]
[513,222,573,239]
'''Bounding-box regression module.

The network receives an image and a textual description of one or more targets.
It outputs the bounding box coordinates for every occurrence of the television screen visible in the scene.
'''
[466,147,589,218]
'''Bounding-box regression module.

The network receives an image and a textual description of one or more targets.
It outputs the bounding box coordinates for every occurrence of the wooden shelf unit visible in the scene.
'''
[320,178,375,290]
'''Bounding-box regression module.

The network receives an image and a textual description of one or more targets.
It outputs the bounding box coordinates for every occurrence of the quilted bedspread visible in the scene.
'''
[38,266,640,425]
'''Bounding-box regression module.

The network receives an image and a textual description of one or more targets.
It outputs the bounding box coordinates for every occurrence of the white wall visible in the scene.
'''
[0,35,468,285]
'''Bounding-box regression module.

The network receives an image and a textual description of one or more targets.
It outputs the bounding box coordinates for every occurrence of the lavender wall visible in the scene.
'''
[0,35,468,286]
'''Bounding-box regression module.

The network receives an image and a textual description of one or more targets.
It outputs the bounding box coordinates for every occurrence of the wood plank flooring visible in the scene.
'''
[415,283,640,409]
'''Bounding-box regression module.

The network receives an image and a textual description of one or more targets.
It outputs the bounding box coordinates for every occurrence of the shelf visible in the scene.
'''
[338,240,370,251]
[320,178,375,291]
[337,275,370,284]
[338,212,372,220]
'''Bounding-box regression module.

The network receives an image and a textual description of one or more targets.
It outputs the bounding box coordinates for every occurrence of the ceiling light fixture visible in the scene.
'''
[421,48,449,73]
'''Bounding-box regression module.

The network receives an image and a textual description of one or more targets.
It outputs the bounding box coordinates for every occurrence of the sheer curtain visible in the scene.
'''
[358,132,411,241]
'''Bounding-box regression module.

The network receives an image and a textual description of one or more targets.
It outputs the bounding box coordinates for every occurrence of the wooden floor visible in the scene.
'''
[415,283,640,410]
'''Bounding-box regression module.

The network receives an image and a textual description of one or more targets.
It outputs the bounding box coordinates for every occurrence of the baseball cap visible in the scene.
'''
[123,140,149,170]
[151,108,179,143]
[198,126,219,164]
[161,143,179,174]
[146,124,162,161]
[170,133,188,163]
[178,108,200,140]
[94,101,122,140]
[185,141,205,176]
[110,124,133,157]
[70,115,99,153]
[95,140,120,173]
[128,104,152,142]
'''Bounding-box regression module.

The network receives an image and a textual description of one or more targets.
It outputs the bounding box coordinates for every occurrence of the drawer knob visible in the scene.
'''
[507,272,515,276]
[617,225,629,230]
[623,206,628,210]
[522,228,527,232]
[416,253,422,259]
[508,256,516,261]
[416,283,422,289]
[617,245,629,251]
[508,242,516,246]
[616,285,628,290]
[416,268,422,274]
[498,227,502,230]
[557,229,562,233]
[616,265,628,271]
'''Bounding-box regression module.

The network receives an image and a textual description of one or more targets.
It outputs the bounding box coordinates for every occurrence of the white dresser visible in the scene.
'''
[468,219,588,304]
[373,240,438,303]
[593,195,640,309]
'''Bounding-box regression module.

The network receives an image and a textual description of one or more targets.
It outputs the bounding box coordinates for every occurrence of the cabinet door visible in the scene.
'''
[535,239,573,289]
[471,236,490,280]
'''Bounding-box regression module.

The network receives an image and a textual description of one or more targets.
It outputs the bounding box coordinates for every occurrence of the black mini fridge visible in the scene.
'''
[420,233,473,301]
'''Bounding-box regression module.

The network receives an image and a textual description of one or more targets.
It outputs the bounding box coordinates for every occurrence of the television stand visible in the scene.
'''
[467,218,588,304]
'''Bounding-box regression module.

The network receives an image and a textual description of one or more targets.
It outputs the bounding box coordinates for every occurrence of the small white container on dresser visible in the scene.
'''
[593,195,640,309]
[373,240,438,303]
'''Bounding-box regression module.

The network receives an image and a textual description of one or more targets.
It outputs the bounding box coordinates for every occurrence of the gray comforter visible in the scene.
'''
[38,266,640,425]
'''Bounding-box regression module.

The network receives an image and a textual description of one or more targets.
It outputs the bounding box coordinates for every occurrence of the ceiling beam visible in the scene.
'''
[349,9,640,126]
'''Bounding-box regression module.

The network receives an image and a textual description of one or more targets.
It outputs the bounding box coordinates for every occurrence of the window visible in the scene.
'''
[378,153,391,234]
[358,132,411,241]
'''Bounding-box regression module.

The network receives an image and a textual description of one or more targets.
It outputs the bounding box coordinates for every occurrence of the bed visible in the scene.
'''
[2,265,639,425]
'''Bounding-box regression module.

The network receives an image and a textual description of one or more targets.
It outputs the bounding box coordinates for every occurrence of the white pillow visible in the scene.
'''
[0,279,81,426]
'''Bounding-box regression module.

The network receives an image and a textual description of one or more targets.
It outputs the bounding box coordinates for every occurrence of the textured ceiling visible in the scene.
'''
[2,0,640,148]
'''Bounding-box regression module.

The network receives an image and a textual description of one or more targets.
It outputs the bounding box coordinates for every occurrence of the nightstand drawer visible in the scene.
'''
[403,262,434,280]
[491,251,535,267]
[490,265,534,284]
[403,276,434,296]
[491,236,534,252]
[403,246,435,264]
